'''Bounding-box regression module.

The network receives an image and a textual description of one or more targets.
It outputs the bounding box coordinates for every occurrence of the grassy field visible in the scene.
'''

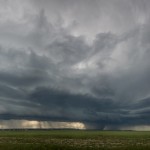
[0,130,149,149]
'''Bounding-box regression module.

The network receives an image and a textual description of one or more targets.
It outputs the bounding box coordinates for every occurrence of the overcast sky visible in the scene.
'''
[0,0,150,129]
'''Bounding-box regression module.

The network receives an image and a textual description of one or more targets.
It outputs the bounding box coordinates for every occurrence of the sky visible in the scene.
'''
[0,0,150,130]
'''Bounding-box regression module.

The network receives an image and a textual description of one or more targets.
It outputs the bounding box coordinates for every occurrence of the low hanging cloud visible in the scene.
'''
[0,0,150,129]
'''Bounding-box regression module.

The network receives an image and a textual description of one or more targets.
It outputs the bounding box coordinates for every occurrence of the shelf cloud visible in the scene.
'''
[0,0,150,129]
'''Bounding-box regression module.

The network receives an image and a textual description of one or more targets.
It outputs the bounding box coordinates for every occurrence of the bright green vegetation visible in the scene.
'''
[0,130,149,149]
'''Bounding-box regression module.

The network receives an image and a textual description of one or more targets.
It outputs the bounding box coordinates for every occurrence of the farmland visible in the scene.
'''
[0,130,149,149]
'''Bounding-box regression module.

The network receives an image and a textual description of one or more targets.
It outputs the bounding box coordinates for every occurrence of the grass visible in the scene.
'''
[0,130,149,149]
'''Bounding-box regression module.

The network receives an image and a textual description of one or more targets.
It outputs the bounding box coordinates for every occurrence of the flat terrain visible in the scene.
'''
[0,130,149,149]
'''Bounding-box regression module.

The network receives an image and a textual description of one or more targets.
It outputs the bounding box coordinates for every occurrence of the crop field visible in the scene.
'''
[0,130,149,149]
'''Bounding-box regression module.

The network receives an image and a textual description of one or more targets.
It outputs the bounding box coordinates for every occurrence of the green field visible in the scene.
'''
[0,130,149,149]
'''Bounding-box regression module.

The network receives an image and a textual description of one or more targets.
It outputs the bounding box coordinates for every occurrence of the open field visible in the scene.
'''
[0,130,149,149]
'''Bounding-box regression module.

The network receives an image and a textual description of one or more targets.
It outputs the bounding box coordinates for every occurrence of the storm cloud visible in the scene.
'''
[0,0,150,129]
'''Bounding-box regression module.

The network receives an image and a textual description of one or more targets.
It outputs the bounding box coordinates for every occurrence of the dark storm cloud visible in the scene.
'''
[0,0,150,129]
